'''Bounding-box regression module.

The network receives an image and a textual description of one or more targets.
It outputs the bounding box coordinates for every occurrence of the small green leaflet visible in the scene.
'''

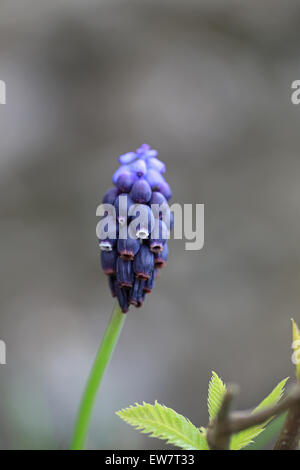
[207,371,227,420]
[116,401,209,450]
[230,377,288,450]
[206,372,288,450]
[116,373,288,451]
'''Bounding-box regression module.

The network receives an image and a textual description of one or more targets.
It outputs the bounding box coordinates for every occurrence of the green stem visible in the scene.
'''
[71,302,126,450]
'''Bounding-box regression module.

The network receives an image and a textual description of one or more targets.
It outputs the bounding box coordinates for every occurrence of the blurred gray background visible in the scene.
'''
[0,0,300,450]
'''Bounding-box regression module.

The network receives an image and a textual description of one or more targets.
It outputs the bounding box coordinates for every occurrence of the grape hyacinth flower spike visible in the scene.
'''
[100,143,172,313]
[71,144,172,450]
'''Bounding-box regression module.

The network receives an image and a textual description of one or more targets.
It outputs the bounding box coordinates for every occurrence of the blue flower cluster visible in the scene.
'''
[99,144,172,313]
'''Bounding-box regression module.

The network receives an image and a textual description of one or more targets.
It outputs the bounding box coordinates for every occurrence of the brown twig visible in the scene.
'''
[206,384,300,450]
[273,320,300,450]
[273,403,300,450]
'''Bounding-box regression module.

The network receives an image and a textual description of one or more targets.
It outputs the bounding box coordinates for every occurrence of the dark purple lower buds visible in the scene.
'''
[133,245,154,280]
[115,284,130,313]
[154,243,168,268]
[117,238,140,261]
[150,220,169,253]
[144,269,156,293]
[130,278,145,306]
[108,275,117,297]
[116,257,134,287]
[101,250,117,275]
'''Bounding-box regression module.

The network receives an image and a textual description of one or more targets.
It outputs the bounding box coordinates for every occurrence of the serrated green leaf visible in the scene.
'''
[207,371,227,420]
[116,401,209,450]
[230,378,288,450]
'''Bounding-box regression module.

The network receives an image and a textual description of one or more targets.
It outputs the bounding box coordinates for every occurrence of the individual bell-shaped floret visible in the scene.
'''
[146,170,172,200]
[149,219,169,253]
[119,152,137,165]
[136,143,158,159]
[116,257,134,288]
[150,196,171,225]
[113,165,130,185]
[116,171,136,193]
[117,237,141,261]
[154,243,169,268]
[102,187,119,205]
[129,158,147,178]
[143,268,156,294]
[129,278,145,307]
[115,284,130,313]
[147,156,166,174]
[114,194,134,226]
[133,244,154,280]
[157,181,172,201]
[130,179,152,204]
[128,204,155,240]
[149,191,167,206]
[145,169,165,190]
[98,215,118,251]
[101,250,117,275]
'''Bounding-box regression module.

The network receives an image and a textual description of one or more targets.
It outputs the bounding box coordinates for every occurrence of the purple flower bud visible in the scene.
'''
[101,250,117,275]
[136,144,158,159]
[133,244,154,280]
[143,269,156,293]
[150,201,170,224]
[128,204,155,239]
[102,187,119,205]
[145,169,165,190]
[108,275,117,297]
[157,181,172,201]
[116,257,134,288]
[147,157,166,174]
[130,179,152,203]
[136,143,151,154]
[117,237,140,261]
[112,165,130,184]
[149,220,169,253]
[137,293,146,307]
[149,191,167,206]
[130,278,145,307]
[144,149,158,158]
[114,194,134,226]
[154,243,169,268]
[98,215,118,250]
[116,171,136,193]
[119,152,137,165]
[129,158,147,178]
[115,284,130,313]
